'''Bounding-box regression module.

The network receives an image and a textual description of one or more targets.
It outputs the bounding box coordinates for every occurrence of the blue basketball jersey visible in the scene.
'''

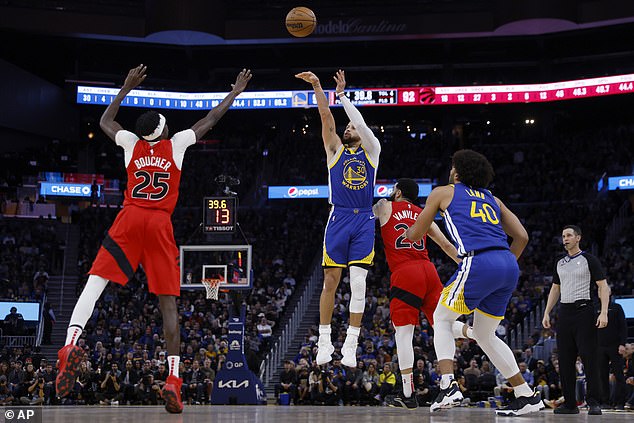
[442,183,509,257]
[328,145,377,208]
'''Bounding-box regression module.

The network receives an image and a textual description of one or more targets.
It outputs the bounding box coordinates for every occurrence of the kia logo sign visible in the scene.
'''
[287,187,298,198]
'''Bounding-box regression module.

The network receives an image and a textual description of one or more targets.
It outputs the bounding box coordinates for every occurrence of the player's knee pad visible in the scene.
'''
[349,266,367,313]
[394,324,415,370]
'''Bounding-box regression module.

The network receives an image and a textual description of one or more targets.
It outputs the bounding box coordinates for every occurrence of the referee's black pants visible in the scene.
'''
[598,344,626,406]
[557,303,601,408]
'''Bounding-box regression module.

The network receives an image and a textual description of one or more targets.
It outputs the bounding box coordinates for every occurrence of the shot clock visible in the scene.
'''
[203,197,237,232]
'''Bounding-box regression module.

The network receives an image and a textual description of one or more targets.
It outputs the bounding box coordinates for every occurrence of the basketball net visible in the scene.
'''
[201,278,221,300]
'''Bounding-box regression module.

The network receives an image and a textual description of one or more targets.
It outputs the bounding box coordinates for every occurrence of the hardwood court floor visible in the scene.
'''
[37,405,632,422]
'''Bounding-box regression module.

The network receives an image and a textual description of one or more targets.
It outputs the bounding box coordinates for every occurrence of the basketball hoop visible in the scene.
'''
[201,278,221,300]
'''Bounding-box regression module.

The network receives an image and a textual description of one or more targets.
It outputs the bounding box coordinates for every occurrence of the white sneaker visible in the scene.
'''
[341,339,358,368]
[430,381,463,412]
[110,400,119,406]
[316,338,335,365]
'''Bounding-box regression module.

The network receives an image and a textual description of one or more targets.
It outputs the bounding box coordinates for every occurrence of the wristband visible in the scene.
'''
[336,91,345,97]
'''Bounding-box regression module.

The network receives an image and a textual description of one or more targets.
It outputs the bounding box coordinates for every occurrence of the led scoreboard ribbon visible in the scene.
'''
[77,72,634,110]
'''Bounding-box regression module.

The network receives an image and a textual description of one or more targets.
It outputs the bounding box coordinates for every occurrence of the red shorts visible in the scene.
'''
[389,261,442,327]
[89,205,180,296]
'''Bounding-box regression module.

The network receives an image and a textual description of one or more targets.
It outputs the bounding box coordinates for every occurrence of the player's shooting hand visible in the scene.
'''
[122,64,147,91]
[295,71,320,86]
[333,69,346,93]
[231,69,253,94]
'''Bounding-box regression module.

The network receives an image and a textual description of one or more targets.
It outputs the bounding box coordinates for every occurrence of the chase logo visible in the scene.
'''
[40,182,94,197]
[287,187,298,198]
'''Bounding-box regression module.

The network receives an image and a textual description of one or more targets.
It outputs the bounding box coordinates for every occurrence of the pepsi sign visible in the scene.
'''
[269,183,433,200]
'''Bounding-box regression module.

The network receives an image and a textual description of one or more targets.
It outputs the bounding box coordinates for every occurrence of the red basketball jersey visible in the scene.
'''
[123,139,181,214]
[381,201,430,271]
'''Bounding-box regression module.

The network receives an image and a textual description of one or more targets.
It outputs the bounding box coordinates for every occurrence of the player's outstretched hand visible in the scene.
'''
[334,69,346,93]
[295,71,320,86]
[231,69,253,94]
[122,64,147,91]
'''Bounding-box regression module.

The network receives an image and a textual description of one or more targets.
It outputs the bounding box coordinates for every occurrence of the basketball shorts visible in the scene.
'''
[441,249,518,319]
[389,261,442,327]
[322,206,375,268]
[89,205,180,296]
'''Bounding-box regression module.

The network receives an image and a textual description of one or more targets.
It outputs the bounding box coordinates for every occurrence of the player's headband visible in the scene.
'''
[142,113,166,141]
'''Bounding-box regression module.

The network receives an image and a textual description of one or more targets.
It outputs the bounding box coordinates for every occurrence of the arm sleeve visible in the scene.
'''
[171,129,197,170]
[115,130,138,167]
[585,253,606,281]
[115,130,138,150]
[339,95,381,163]
[552,261,561,285]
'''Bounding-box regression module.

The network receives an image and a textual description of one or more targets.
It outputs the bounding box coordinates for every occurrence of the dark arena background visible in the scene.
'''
[0,1,633,422]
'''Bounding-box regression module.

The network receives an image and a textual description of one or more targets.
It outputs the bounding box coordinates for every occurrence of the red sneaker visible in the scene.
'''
[55,344,83,398]
[162,375,183,413]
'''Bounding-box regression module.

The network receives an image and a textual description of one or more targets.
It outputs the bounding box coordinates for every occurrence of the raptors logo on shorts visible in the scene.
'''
[380,201,442,326]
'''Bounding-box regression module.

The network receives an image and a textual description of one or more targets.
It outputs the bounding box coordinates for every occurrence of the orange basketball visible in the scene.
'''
[285,7,316,38]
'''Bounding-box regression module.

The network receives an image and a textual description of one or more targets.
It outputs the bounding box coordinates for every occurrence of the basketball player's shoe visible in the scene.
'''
[430,380,463,412]
[341,337,358,368]
[385,393,418,410]
[162,375,183,413]
[495,391,544,416]
[55,344,83,398]
[316,337,335,365]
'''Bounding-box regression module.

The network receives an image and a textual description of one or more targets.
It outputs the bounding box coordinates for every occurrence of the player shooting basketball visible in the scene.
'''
[55,64,252,413]
[295,69,379,368]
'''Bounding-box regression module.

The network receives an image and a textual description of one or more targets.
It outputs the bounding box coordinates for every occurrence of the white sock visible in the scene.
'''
[440,374,455,389]
[168,356,180,378]
[514,382,532,398]
[66,275,108,345]
[65,326,82,346]
[402,373,413,398]
[319,324,331,342]
[346,325,360,343]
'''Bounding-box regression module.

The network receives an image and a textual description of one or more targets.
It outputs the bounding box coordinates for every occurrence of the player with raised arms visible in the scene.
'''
[55,64,252,413]
[406,149,543,416]
[295,69,379,367]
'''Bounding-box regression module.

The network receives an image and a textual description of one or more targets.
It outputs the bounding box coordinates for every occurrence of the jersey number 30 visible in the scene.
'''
[131,171,170,200]
[394,223,425,250]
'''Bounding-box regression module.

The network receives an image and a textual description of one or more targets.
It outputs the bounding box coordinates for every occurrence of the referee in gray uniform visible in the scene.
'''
[542,225,610,415]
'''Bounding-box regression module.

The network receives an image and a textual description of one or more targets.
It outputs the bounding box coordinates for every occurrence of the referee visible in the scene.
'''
[542,225,610,415]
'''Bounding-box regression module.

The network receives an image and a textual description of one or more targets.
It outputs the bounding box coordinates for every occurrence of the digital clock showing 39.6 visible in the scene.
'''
[203,197,236,232]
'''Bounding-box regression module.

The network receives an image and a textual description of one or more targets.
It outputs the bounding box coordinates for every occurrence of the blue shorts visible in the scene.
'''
[440,249,518,319]
[322,206,375,268]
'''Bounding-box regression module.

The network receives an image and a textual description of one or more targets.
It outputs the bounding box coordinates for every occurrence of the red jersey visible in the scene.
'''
[380,201,430,271]
[117,129,195,215]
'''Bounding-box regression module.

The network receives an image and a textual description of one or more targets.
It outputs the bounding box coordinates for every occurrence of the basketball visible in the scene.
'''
[285,7,316,37]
